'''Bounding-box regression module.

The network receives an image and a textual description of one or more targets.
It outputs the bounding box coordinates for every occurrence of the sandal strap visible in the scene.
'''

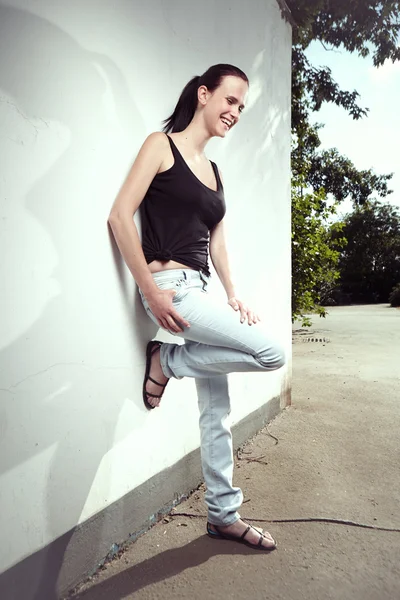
[241,522,265,540]
[150,341,162,355]
[147,375,167,388]
[240,525,252,541]
[145,392,163,399]
[242,524,272,548]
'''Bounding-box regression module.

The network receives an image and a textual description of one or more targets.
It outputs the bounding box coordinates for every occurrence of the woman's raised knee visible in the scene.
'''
[257,342,286,371]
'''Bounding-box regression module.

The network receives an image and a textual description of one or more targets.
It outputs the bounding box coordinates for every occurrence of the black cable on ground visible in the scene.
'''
[171,512,400,533]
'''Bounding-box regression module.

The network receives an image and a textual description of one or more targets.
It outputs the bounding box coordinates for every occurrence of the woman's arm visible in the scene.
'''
[108,132,190,332]
[210,167,236,299]
[209,219,236,300]
[108,132,166,297]
[210,220,260,326]
[211,163,260,325]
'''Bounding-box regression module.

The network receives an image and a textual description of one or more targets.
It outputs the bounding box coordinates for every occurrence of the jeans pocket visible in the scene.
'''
[139,278,186,315]
[172,280,187,302]
[156,278,187,302]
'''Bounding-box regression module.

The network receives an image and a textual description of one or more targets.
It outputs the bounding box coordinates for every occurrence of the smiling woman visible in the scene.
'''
[108,64,285,551]
[162,64,247,134]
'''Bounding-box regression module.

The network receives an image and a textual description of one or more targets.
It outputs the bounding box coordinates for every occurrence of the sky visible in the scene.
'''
[304,40,400,219]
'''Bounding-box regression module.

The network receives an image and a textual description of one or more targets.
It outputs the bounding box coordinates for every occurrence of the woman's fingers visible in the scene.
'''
[150,289,191,332]
[228,298,260,326]
[157,313,179,333]
[247,309,255,325]
[239,303,247,324]
[159,317,170,331]
[165,290,190,330]
[163,314,184,333]
[158,310,190,333]
[171,308,190,329]
[248,310,259,325]
[243,307,260,326]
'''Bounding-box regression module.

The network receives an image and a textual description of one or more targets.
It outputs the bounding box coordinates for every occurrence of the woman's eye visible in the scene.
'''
[227,98,233,104]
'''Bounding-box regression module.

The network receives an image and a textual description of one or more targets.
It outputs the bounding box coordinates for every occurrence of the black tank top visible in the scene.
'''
[140,135,226,276]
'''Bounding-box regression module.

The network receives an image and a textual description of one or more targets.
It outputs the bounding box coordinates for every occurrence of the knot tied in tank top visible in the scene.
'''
[154,249,173,261]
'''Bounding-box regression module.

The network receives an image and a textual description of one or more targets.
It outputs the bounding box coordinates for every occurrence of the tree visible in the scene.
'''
[289,0,400,136]
[291,121,393,208]
[292,177,346,324]
[333,202,400,304]
[288,1,400,64]
[389,283,400,307]
[288,1,400,321]
[290,0,398,202]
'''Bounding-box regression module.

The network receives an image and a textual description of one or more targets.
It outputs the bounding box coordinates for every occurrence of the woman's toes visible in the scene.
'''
[253,526,276,548]
[146,394,159,408]
[261,532,276,548]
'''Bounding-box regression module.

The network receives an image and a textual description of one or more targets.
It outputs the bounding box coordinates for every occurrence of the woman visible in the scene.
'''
[108,64,285,551]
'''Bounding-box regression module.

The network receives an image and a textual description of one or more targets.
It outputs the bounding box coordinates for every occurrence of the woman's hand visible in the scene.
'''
[228,297,261,326]
[146,289,190,333]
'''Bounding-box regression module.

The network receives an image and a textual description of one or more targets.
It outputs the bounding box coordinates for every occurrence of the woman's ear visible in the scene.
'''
[197,85,209,106]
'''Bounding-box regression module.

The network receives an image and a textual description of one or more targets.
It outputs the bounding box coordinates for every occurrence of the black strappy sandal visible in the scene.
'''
[143,341,169,410]
[207,521,277,552]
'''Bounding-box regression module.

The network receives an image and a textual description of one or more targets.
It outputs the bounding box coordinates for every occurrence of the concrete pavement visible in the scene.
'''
[66,305,400,600]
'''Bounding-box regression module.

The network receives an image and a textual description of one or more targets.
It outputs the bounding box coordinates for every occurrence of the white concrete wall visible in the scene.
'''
[0,0,291,583]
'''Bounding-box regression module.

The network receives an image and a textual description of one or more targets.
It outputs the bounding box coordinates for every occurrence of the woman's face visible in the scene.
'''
[201,75,249,138]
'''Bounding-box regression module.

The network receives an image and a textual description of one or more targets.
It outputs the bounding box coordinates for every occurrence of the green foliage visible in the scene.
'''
[290,0,398,198]
[306,148,393,205]
[289,1,400,322]
[291,46,368,136]
[389,284,400,307]
[290,0,396,204]
[333,202,400,304]
[288,1,400,65]
[291,177,347,325]
[291,121,393,208]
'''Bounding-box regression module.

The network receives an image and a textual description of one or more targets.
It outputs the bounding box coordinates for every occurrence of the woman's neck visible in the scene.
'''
[174,118,211,155]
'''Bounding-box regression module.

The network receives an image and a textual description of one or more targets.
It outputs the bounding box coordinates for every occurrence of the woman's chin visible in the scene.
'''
[215,125,228,138]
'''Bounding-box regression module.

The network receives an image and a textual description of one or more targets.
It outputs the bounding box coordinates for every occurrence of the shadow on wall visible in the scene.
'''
[0,5,156,599]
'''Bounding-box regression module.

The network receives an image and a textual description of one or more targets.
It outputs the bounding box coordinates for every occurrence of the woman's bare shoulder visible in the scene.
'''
[142,131,169,149]
[133,131,170,169]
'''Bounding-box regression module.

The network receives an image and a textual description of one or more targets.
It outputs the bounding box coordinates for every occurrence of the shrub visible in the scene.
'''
[291,177,346,326]
[389,283,400,307]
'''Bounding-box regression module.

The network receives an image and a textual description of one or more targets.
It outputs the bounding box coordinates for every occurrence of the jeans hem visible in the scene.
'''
[160,343,173,379]
[207,512,241,527]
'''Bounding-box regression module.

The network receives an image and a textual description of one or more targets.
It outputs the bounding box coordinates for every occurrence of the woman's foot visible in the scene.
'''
[208,518,276,550]
[144,344,169,408]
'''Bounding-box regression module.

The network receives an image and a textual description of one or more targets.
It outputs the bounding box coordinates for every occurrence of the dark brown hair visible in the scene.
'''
[162,63,249,133]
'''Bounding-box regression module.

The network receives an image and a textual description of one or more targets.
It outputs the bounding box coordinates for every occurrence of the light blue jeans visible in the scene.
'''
[139,269,285,526]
